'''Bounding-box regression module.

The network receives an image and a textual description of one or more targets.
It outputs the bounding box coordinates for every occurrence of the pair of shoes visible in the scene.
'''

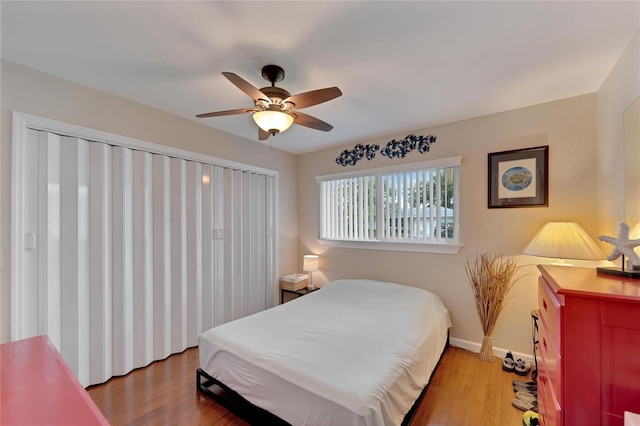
[514,379,537,412]
[522,410,539,426]
[514,381,537,391]
[502,351,515,372]
[515,359,532,376]
[515,391,537,403]
[514,386,537,396]
[504,352,532,376]
[513,379,537,393]
[513,380,537,389]
[512,398,538,412]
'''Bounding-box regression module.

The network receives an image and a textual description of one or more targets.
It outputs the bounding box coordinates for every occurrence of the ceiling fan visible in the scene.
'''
[196,65,342,140]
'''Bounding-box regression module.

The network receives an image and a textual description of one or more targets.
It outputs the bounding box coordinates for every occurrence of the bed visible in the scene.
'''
[197,278,452,426]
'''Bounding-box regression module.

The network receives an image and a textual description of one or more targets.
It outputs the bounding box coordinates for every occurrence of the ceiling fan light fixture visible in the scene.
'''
[252,110,294,134]
[197,66,342,137]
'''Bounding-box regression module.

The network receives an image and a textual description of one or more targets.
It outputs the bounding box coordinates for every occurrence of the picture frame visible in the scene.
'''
[488,145,548,208]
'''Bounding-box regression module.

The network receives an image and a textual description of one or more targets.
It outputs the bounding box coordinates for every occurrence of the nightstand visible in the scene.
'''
[280,286,319,304]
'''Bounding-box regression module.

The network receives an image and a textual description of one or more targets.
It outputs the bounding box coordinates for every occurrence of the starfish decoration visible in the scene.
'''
[598,223,640,267]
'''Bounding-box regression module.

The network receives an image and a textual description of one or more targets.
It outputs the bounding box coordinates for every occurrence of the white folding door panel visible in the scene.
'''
[132,150,154,369]
[246,173,267,316]
[152,154,172,361]
[39,131,62,352]
[186,161,203,347]
[18,129,41,338]
[170,157,188,354]
[88,142,113,385]
[208,166,226,328]
[201,164,215,333]
[223,169,273,322]
[112,146,134,377]
[14,129,276,387]
[224,169,241,321]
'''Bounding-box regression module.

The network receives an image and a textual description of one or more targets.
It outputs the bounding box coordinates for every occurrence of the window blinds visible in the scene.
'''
[319,162,459,244]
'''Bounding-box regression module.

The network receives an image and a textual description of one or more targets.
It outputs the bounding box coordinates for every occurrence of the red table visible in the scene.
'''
[1,335,109,425]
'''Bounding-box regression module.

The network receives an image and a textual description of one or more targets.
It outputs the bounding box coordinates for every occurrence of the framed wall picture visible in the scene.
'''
[488,145,548,208]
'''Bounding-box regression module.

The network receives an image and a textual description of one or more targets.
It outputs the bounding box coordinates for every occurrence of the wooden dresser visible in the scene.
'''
[1,335,109,425]
[537,265,640,426]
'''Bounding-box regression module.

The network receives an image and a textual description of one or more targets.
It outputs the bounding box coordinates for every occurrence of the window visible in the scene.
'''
[317,157,461,253]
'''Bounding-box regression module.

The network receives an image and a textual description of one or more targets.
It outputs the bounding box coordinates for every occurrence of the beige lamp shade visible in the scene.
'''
[303,254,320,272]
[253,110,294,134]
[523,222,603,261]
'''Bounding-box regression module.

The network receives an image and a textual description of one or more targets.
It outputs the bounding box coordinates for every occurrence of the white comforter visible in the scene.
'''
[198,278,452,426]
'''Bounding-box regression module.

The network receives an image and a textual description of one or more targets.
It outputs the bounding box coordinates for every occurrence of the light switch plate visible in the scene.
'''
[24,233,36,250]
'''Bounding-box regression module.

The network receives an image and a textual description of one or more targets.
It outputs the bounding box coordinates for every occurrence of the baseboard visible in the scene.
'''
[449,337,535,365]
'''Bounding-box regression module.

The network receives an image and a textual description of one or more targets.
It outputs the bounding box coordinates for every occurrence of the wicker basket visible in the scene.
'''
[280,279,309,291]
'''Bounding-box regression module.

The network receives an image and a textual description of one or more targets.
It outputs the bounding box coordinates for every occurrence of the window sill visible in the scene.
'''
[318,239,462,254]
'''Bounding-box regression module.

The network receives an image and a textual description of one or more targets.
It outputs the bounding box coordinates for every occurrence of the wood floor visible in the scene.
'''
[87,346,532,425]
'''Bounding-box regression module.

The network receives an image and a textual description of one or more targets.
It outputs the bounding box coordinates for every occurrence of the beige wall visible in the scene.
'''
[0,59,299,343]
[298,93,602,356]
[597,31,640,240]
[1,30,637,355]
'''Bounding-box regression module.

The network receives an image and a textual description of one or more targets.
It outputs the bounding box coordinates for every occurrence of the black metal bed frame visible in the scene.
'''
[196,333,450,426]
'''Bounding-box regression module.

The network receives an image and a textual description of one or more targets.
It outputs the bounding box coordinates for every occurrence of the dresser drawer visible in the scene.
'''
[538,315,563,407]
[601,411,624,426]
[539,371,563,426]
[538,278,563,352]
[601,301,640,331]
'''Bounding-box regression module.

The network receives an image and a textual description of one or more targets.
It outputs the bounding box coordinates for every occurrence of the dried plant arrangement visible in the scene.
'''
[465,252,521,362]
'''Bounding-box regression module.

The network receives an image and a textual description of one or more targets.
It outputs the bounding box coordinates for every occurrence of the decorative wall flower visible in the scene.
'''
[380,134,436,158]
[335,143,380,166]
[335,134,436,167]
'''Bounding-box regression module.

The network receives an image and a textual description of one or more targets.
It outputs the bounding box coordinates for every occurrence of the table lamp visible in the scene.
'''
[523,222,603,265]
[303,255,320,289]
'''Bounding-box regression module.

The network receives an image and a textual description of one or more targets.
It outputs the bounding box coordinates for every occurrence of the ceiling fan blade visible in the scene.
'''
[284,87,342,109]
[196,108,252,118]
[258,128,270,140]
[222,72,270,102]
[293,112,334,132]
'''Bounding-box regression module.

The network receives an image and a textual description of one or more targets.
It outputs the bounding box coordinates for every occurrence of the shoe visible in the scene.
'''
[515,359,532,376]
[513,380,537,388]
[514,385,537,394]
[515,391,537,403]
[513,380,537,392]
[502,351,515,372]
[512,398,538,412]
[522,410,539,426]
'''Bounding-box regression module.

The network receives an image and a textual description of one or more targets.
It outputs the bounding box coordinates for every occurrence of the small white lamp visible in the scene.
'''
[523,222,603,266]
[303,254,320,290]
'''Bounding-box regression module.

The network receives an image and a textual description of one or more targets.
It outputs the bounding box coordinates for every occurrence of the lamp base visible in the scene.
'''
[596,267,640,279]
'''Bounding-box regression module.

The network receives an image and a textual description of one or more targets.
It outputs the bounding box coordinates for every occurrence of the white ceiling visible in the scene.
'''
[1,1,638,155]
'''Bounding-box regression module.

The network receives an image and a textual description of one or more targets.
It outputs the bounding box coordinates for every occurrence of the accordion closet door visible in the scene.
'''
[12,128,277,386]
